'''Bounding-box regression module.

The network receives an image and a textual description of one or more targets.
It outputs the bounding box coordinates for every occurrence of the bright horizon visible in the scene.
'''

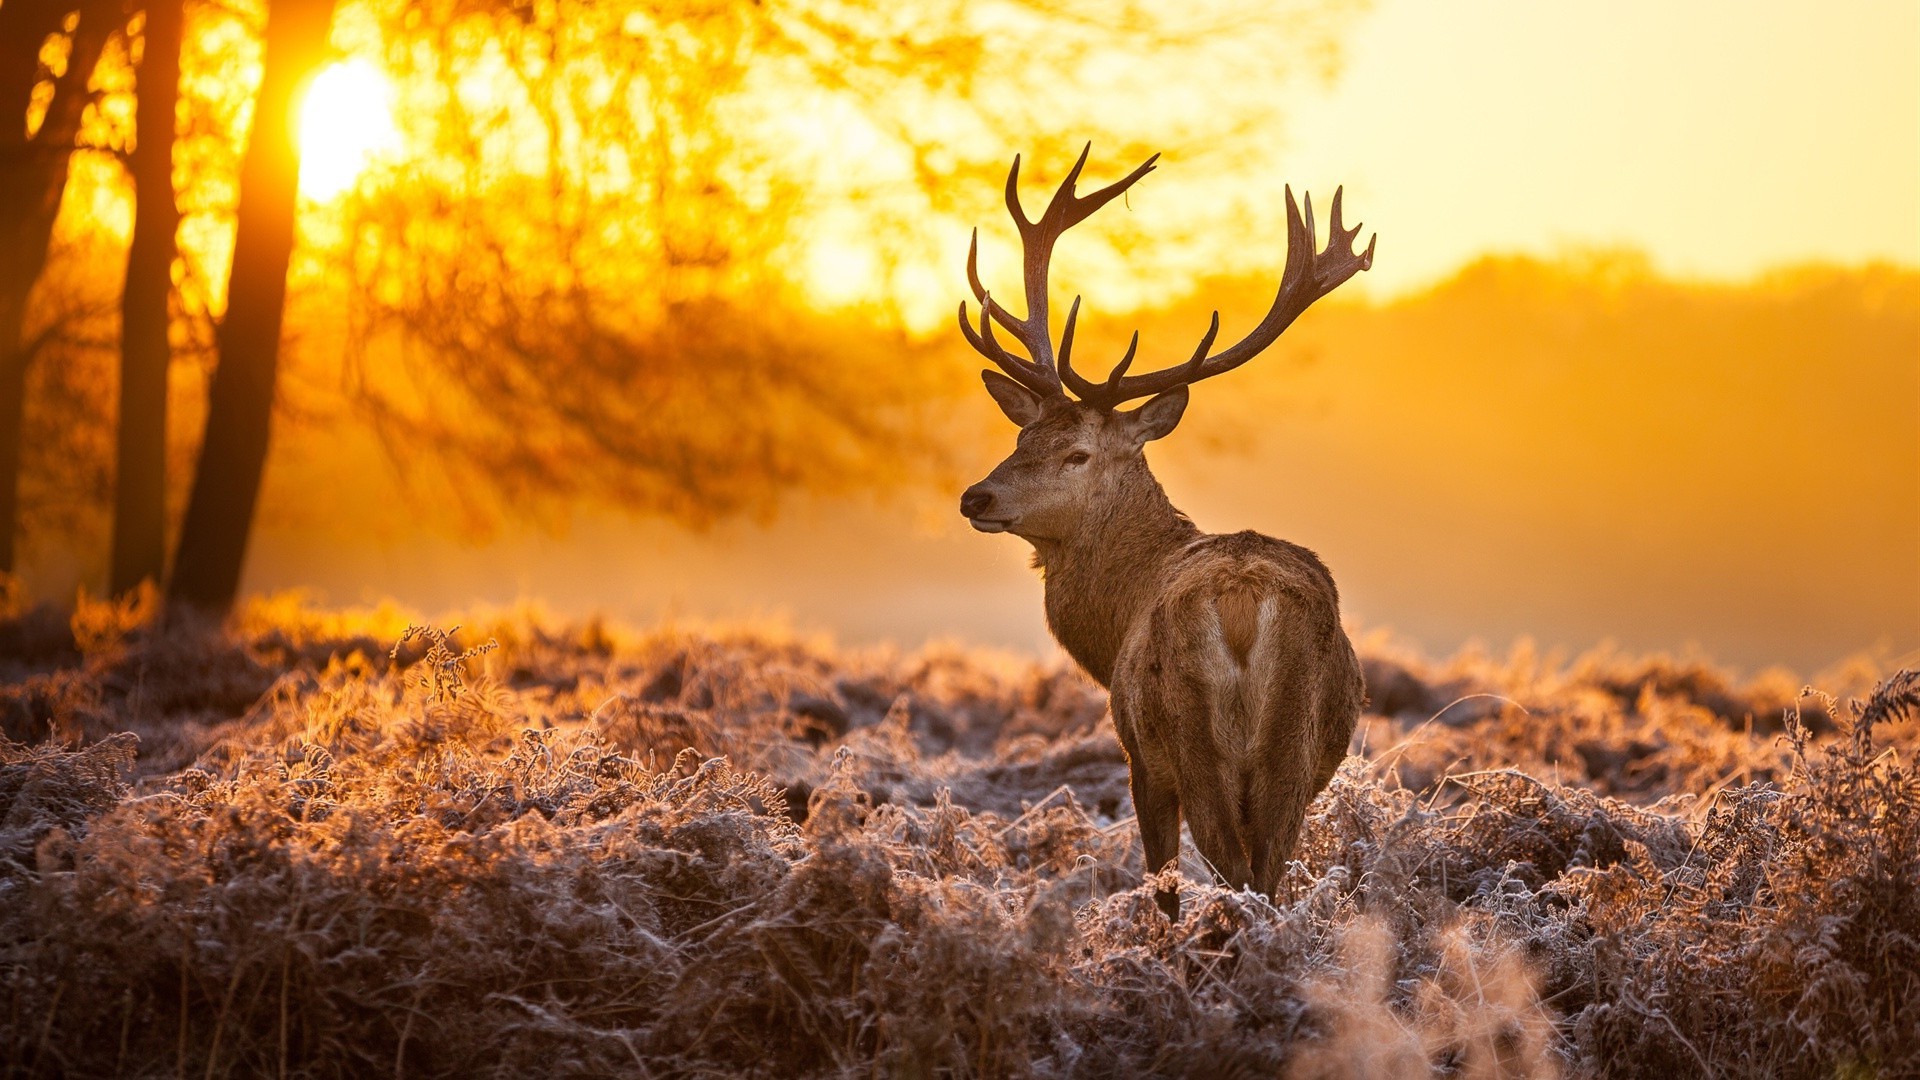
[1279,0,1920,298]
[283,0,1919,321]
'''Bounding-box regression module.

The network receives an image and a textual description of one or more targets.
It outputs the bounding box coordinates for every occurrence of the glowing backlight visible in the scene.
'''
[298,59,400,200]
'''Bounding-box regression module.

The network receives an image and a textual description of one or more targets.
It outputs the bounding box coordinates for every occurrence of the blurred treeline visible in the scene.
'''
[2,0,1359,611]
[28,241,1916,671]
[1139,253,1920,670]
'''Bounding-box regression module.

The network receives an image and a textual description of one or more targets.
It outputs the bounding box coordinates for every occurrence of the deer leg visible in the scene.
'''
[1180,772,1254,892]
[1244,770,1313,900]
[1129,764,1182,920]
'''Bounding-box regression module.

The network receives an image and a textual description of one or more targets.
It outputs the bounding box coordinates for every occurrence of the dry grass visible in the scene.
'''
[0,590,1914,1077]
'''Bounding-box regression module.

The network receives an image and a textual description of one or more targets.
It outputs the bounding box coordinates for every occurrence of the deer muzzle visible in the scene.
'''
[960,486,1012,532]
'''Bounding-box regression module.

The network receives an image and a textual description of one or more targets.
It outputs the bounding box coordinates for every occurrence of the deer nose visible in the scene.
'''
[959,487,994,519]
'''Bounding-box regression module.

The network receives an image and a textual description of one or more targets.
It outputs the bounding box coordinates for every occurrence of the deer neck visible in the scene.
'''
[1031,463,1198,688]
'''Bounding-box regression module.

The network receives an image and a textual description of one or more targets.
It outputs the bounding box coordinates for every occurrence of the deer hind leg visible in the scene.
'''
[1179,769,1255,893]
[1251,668,1362,897]
[1131,765,1182,920]
[1257,721,1348,898]
[1243,766,1313,900]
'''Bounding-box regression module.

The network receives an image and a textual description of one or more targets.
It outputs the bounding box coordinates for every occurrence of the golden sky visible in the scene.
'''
[1280,0,1920,297]
[777,0,1920,330]
[186,0,1920,327]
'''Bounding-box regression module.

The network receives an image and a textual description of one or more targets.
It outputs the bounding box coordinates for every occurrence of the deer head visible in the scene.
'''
[958,145,1377,541]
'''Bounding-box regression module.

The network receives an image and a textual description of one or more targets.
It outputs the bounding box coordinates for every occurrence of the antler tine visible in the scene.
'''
[1301,189,1317,274]
[1059,147,1159,230]
[1328,186,1378,274]
[1103,332,1139,391]
[1188,312,1221,365]
[1057,296,1093,398]
[967,229,1026,337]
[1004,153,1032,230]
[1279,185,1313,295]
[1042,143,1093,226]
[1072,183,1376,410]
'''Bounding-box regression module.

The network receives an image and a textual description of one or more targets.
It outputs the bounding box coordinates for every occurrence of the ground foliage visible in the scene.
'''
[0,591,1914,1077]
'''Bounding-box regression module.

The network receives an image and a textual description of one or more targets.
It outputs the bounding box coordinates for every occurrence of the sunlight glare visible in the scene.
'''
[298,59,400,200]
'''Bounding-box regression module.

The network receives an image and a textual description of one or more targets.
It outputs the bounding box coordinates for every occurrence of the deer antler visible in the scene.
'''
[958,144,1159,399]
[1068,186,1375,409]
[960,148,1375,409]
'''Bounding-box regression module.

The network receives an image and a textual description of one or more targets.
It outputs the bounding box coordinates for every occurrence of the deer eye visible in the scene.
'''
[1063,450,1091,467]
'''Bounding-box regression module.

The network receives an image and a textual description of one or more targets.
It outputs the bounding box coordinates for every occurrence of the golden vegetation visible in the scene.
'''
[1,595,1914,1075]
[8,0,1364,571]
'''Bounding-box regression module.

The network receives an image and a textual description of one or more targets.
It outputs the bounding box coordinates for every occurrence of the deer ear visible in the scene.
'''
[1123,385,1188,445]
[981,370,1045,427]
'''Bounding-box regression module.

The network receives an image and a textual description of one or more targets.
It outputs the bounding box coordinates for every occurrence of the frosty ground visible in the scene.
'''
[2,593,1914,1077]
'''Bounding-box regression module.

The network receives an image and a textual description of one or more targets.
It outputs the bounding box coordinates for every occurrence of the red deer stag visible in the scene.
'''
[957,146,1375,918]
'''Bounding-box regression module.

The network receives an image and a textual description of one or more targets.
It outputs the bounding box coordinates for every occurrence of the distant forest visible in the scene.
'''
[15,252,1917,670]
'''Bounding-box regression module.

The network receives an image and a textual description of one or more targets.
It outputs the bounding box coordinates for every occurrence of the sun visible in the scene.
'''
[297,59,401,200]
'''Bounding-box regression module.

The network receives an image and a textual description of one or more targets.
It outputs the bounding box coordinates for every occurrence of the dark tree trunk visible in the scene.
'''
[167,0,336,613]
[0,301,26,577]
[110,0,185,595]
[0,0,116,572]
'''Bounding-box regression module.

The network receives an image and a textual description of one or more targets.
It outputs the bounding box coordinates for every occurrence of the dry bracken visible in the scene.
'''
[0,592,1913,1077]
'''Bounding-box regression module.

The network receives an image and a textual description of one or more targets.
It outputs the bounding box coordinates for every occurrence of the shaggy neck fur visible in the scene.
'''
[1030,458,1198,687]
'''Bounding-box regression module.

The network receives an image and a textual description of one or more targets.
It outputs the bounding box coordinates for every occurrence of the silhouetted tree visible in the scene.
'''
[334,0,1359,529]
[167,0,337,611]
[110,0,184,595]
[0,0,120,572]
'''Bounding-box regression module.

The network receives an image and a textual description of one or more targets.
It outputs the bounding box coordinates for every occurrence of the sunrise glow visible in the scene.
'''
[297,59,399,200]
